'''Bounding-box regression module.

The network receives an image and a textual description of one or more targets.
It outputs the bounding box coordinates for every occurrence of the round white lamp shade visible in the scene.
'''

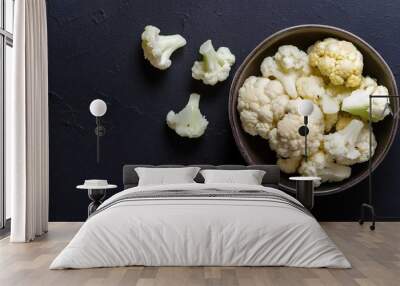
[89,99,107,117]
[298,100,314,116]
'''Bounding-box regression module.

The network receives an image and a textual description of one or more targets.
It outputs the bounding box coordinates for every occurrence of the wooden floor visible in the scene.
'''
[0,222,399,286]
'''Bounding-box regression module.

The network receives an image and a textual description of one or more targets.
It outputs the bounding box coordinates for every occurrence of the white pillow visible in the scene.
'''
[135,167,200,186]
[200,169,266,185]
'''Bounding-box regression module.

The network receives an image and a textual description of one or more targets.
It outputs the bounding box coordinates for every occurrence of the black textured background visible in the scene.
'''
[47,0,400,221]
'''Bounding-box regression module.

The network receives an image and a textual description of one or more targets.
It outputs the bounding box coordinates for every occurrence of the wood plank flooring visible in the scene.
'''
[0,222,399,286]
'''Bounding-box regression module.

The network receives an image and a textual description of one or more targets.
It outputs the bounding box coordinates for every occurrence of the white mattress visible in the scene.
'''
[50,183,350,269]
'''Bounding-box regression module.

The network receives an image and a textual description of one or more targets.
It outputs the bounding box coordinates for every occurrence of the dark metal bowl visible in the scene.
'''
[229,25,399,196]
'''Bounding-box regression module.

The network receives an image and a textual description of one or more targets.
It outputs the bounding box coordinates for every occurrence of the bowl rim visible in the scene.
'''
[229,24,399,196]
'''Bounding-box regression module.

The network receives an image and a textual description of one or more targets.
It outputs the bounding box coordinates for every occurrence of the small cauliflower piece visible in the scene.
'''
[323,119,375,165]
[191,40,235,85]
[354,125,377,163]
[141,25,187,70]
[341,76,391,122]
[298,151,351,187]
[261,45,310,98]
[324,119,363,164]
[296,75,339,114]
[166,93,208,138]
[269,101,324,158]
[277,156,302,174]
[308,38,363,88]
[274,45,311,73]
[237,76,289,139]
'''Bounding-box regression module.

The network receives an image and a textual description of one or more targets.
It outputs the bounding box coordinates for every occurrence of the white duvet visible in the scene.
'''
[50,183,350,269]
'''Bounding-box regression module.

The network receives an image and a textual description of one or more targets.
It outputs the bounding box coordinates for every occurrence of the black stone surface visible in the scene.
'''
[47,0,400,221]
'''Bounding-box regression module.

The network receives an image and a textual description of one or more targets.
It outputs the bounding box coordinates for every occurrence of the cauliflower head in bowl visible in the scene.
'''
[308,38,363,88]
[237,39,392,186]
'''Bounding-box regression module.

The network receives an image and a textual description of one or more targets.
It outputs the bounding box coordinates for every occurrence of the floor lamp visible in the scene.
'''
[359,94,398,231]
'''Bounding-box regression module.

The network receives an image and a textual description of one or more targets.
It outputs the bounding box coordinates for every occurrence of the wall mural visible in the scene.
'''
[47,0,400,221]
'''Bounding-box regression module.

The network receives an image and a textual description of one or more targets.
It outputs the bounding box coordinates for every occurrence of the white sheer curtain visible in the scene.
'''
[8,0,49,242]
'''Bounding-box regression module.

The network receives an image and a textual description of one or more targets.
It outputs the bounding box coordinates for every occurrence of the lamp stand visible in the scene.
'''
[359,97,375,230]
[95,117,106,164]
[359,94,397,231]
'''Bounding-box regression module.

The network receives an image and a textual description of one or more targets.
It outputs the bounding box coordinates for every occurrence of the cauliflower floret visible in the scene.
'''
[237,76,289,139]
[191,40,235,85]
[296,75,339,114]
[354,125,377,163]
[341,77,391,122]
[269,101,324,158]
[166,93,208,138]
[277,156,302,174]
[298,151,351,187]
[308,38,363,88]
[324,119,363,164]
[261,45,310,99]
[274,45,311,74]
[141,25,187,70]
[324,119,375,165]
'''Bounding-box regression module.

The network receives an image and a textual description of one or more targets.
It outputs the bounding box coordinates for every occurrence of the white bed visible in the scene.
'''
[50,179,350,269]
